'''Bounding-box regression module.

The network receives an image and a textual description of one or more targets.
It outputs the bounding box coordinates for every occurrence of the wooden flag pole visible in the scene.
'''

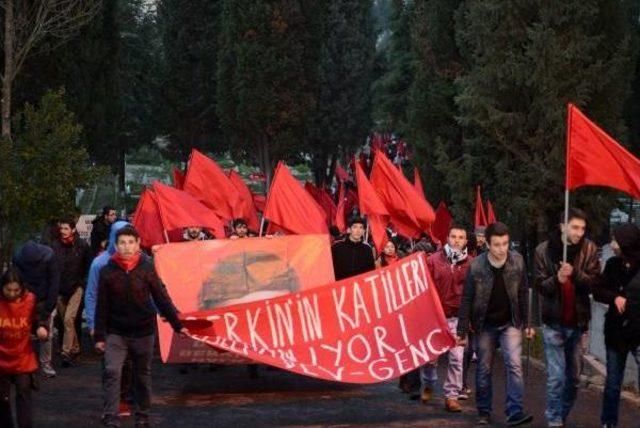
[259,216,266,237]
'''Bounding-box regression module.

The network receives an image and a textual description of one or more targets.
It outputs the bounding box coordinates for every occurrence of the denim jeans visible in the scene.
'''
[541,325,583,425]
[420,317,464,398]
[476,324,524,417]
[601,344,640,425]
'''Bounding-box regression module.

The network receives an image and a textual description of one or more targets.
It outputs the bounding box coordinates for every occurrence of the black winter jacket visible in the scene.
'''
[13,241,60,314]
[51,238,92,297]
[94,256,182,342]
[331,239,375,280]
[457,251,528,338]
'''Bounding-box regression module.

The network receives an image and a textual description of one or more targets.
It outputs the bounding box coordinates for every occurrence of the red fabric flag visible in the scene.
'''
[252,193,266,212]
[335,165,350,183]
[263,162,329,235]
[183,149,241,221]
[334,182,347,231]
[355,161,389,252]
[173,167,185,190]
[132,189,166,248]
[304,182,336,227]
[228,170,260,233]
[152,181,226,238]
[566,103,640,199]
[414,168,426,200]
[474,186,488,228]
[432,202,453,246]
[486,200,497,224]
[370,150,435,238]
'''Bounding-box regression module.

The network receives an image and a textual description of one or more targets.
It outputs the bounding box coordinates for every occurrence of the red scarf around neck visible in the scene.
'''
[60,234,76,245]
[111,252,142,273]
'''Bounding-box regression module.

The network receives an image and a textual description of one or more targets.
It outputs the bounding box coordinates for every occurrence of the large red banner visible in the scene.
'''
[155,237,455,383]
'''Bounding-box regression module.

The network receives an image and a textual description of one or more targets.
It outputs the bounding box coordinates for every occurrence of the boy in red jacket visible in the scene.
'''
[0,267,49,428]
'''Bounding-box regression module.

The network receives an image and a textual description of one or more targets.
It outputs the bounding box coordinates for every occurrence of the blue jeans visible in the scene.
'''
[476,325,524,417]
[541,325,583,424]
[601,344,640,425]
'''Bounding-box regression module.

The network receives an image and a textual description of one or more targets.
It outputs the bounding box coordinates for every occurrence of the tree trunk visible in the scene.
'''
[257,136,272,193]
[2,0,15,140]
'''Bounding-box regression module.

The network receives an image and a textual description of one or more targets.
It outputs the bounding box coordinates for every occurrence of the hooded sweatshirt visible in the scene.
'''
[85,221,130,331]
[13,241,60,314]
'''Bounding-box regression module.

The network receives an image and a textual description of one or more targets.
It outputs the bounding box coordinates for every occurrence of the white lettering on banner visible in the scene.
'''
[351,282,371,327]
[265,301,279,347]
[346,334,372,363]
[367,358,394,381]
[273,299,295,347]
[426,329,447,354]
[320,341,343,366]
[363,274,384,319]
[223,313,241,342]
[246,308,270,349]
[373,325,397,357]
[393,349,411,373]
[397,313,410,345]
[300,294,323,341]
[332,286,356,332]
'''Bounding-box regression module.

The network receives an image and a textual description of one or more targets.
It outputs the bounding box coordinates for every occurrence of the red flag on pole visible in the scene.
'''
[486,200,497,224]
[183,149,241,221]
[414,168,426,200]
[432,202,453,246]
[305,182,336,227]
[334,182,347,232]
[474,186,488,228]
[566,103,640,199]
[252,193,266,212]
[152,181,226,238]
[228,170,260,233]
[263,162,329,235]
[172,167,185,190]
[370,150,435,238]
[355,161,389,252]
[335,165,350,183]
[132,189,166,248]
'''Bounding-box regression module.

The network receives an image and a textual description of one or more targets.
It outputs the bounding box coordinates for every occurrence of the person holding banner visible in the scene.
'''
[229,218,256,239]
[592,223,640,428]
[182,226,214,242]
[420,224,472,412]
[533,208,600,428]
[94,226,188,428]
[331,217,375,280]
[457,222,534,426]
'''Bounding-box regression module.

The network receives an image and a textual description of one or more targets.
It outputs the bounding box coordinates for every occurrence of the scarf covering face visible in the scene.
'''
[444,244,468,265]
[613,223,640,264]
[111,252,142,273]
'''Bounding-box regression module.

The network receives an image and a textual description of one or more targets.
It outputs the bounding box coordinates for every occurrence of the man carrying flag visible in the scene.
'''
[533,208,600,427]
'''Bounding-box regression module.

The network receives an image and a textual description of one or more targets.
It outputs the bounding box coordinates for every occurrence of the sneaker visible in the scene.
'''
[41,363,56,378]
[458,387,471,400]
[507,412,533,426]
[420,386,433,404]
[445,398,463,412]
[118,402,132,417]
[548,422,564,428]
[476,412,491,425]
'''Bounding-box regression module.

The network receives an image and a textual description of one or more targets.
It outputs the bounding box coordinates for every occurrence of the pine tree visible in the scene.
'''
[158,0,222,162]
[307,0,376,185]
[454,0,639,239]
[217,0,314,185]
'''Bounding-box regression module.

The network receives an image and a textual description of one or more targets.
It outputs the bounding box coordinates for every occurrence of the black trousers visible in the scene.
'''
[0,373,33,428]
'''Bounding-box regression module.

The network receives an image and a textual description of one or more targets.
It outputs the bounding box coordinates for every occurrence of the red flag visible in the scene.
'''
[414,168,426,200]
[334,182,347,231]
[132,189,166,248]
[183,149,241,221]
[432,202,453,246]
[228,170,260,233]
[252,193,266,212]
[355,161,389,252]
[335,165,350,182]
[370,150,435,238]
[566,103,640,199]
[474,186,488,228]
[304,182,336,227]
[173,167,185,190]
[263,162,329,235]
[486,200,497,224]
[152,181,226,238]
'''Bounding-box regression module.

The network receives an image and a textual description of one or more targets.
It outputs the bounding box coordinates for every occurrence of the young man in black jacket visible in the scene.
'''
[51,217,92,366]
[594,223,640,428]
[94,226,187,427]
[13,241,60,378]
[457,222,534,426]
[331,217,375,280]
[533,208,600,428]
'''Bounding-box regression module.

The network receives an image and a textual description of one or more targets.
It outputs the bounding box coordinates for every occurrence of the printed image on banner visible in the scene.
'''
[153,235,335,364]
